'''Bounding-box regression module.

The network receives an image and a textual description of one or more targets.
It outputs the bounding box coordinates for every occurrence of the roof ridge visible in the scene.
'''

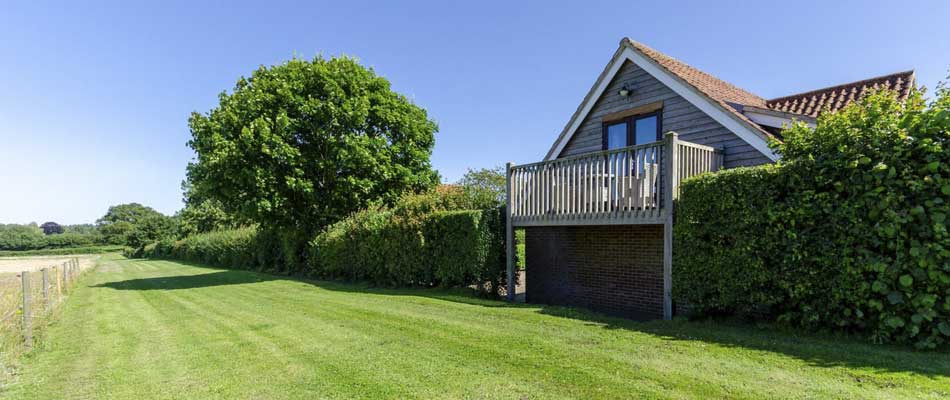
[767,70,915,103]
[623,38,766,106]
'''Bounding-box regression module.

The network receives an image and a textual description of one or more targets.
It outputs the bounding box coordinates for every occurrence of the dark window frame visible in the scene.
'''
[601,110,663,150]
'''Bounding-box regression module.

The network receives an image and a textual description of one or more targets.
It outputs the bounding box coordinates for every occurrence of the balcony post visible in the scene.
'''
[662,131,678,320]
[505,161,516,302]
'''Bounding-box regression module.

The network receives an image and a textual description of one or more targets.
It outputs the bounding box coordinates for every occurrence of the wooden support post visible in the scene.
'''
[42,268,49,310]
[505,161,516,302]
[21,271,32,347]
[662,131,679,320]
[63,262,69,286]
[55,265,61,297]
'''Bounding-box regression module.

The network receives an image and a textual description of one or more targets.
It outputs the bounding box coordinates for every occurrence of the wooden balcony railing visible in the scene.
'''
[505,132,722,226]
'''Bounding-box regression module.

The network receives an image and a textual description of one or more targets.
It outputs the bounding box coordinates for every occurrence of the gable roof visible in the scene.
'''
[766,70,916,118]
[628,40,767,108]
[544,38,916,162]
[544,39,779,161]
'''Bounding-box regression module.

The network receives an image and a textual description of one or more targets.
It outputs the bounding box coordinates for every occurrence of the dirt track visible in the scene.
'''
[0,255,98,274]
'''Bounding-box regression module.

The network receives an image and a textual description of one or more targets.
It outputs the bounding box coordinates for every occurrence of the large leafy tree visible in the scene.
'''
[97,203,176,246]
[176,199,239,237]
[40,221,64,235]
[456,167,506,209]
[186,56,438,235]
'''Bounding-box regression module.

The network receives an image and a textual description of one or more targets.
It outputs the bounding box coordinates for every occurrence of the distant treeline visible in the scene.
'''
[0,223,105,251]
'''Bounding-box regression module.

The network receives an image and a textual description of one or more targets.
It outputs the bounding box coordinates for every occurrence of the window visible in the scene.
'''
[601,111,662,150]
[606,122,627,149]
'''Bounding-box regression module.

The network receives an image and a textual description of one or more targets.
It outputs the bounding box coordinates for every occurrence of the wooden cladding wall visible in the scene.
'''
[558,60,771,168]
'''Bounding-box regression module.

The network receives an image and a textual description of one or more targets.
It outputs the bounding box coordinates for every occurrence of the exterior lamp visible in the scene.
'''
[618,83,633,98]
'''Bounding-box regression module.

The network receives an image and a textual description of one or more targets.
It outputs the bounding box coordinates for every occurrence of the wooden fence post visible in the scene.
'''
[42,268,50,310]
[505,161,516,302]
[662,132,679,321]
[63,262,69,286]
[21,271,32,348]
[55,265,61,297]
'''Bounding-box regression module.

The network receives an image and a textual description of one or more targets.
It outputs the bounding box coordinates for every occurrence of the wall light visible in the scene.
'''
[618,83,633,98]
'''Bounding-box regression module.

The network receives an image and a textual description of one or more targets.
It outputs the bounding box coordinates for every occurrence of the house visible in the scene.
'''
[503,38,915,319]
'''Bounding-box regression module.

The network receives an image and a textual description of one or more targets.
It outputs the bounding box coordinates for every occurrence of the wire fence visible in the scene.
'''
[0,257,89,360]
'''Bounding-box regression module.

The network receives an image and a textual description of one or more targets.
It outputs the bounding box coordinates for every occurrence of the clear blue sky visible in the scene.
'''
[1,0,948,224]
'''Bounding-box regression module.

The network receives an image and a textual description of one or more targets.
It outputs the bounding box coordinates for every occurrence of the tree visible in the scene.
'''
[97,203,175,246]
[176,199,239,237]
[97,203,166,226]
[186,56,439,236]
[99,221,134,245]
[125,214,178,249]
[456,167,506,209]
[63,224,98,235]
[40,221,64,235]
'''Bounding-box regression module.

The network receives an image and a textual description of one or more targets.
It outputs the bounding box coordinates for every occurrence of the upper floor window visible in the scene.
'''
[602,111,662,150]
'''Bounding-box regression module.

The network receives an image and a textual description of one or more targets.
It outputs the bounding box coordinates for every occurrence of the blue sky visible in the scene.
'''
[1,0,948,224]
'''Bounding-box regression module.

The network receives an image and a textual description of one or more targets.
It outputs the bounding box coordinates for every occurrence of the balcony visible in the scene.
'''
[505,132,722,227]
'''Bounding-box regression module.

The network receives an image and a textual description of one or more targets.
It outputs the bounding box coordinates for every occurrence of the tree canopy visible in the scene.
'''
[40,221,64,235]
[97,203,175,247]
[176,199,239,237]
[456,167,506,209]
[185,56,439,235]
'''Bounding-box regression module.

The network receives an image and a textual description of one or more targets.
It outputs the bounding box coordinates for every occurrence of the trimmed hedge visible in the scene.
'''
[674,89,950,348]
[308,207,506,291]
[674,166,783,315]
[141,227,260,269]
[140,200,510,293]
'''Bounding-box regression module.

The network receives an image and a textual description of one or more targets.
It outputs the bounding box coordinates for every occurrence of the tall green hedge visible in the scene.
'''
[675,89,950,348]
[674,166,784,314]
[142,203,510,293]
[308,207,506,290]
[141,227,260,269]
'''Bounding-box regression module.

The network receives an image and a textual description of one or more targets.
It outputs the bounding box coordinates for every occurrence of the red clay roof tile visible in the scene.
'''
[766,71,916,118]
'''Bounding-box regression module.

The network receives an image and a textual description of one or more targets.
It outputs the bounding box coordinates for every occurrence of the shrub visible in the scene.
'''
[675,88,950,348]
[309,207,428,285]
[309,206,507,291]
[142,227,259,270]
[424,208,506,291]
[44,233,95,248]
[674,166,783,316]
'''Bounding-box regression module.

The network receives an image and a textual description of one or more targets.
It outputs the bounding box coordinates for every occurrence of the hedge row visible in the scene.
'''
[141,206,508,293]
[674,89,950,348]
[0,230,96,251]
[141,227,260,268]
[309,207,505,290]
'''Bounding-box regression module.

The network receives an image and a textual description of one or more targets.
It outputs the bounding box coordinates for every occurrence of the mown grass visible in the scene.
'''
[3,255,948,399]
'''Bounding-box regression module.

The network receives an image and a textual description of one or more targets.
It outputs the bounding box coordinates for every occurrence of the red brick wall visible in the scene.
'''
[524,225,664,319]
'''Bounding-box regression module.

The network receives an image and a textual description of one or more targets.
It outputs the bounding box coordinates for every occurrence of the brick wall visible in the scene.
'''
[524,225,664,319]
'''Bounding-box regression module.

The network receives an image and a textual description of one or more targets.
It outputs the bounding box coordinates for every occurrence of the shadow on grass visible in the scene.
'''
[301,279,950,380]
[97,258,950,379]
[92,261,280,291]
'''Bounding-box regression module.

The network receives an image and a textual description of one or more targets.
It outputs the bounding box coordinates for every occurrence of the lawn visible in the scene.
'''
[3,256,948,399]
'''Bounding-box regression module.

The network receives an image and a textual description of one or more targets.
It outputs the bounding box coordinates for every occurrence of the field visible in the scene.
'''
[0,245,125,258]
[0,255,98,274]
[2,255,948,399]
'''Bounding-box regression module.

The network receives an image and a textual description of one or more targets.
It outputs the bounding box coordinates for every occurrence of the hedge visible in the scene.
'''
[673,166,783,315]
[0,228,97,251]
[141,227,260,270]
[674,89,950,348]
[140,204,510,293]
[308,207,506,291]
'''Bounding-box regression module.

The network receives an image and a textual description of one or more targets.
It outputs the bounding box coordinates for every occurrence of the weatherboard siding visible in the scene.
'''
[558,60,770,168]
